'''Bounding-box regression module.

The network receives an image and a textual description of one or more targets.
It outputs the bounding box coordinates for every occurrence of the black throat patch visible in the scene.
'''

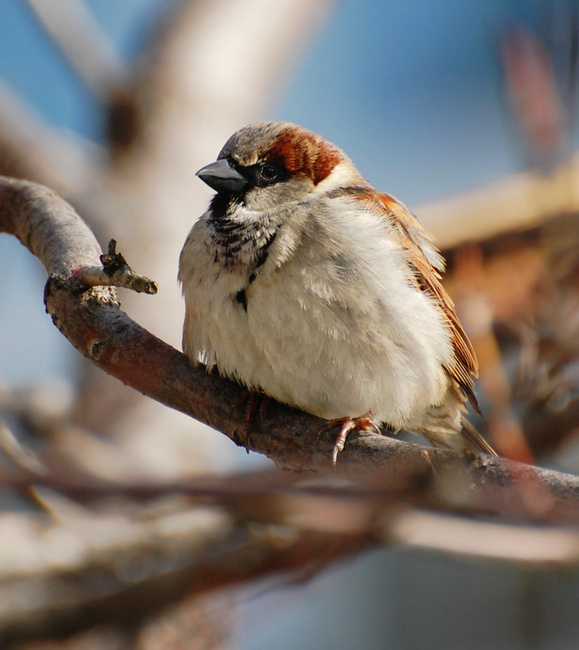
[208,194,278,273]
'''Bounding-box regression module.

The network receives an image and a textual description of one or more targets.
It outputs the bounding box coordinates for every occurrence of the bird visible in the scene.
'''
[179,121,497,461]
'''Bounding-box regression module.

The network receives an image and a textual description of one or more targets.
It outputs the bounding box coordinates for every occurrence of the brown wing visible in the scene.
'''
[338,185,480,414]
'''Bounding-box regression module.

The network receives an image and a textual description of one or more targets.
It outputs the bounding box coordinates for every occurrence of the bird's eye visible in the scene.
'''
[258,164,279,182]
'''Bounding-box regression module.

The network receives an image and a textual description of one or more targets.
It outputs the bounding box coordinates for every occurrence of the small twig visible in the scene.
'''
[77,239,158,294]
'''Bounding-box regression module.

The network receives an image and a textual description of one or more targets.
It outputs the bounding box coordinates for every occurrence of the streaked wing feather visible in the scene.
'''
[342,185,480,414]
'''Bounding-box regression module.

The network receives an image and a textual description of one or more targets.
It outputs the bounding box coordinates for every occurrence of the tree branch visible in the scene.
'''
[2,175,579,526]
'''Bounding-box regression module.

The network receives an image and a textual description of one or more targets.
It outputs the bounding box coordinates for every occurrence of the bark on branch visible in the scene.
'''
[2,175,579,525]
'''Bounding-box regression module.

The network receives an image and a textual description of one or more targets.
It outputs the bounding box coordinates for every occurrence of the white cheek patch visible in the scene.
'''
[311,160,361,195]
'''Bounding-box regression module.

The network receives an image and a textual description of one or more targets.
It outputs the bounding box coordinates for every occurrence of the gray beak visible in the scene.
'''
[196,159,247,193]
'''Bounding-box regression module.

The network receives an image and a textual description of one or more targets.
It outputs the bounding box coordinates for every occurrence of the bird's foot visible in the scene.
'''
[230,389,269,450]
[320,415,381,465]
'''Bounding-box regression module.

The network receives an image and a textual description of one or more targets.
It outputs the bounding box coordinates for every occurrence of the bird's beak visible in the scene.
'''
[196,159,247,193]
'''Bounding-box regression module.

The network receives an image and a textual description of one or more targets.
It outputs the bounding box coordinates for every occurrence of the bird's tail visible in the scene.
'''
[460,416,498,456]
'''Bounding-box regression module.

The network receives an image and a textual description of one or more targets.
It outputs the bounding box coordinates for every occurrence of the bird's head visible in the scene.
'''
[196,121,362,211]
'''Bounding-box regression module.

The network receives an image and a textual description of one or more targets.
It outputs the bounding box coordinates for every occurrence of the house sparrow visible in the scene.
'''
[179,121,497,460]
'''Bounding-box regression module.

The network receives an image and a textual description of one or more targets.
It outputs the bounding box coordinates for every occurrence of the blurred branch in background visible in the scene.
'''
[0,77,98,194]
[23,0,131,99]
[1,461,579,648]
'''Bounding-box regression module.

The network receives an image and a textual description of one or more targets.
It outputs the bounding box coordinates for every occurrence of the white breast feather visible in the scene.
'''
[180,197,454,430]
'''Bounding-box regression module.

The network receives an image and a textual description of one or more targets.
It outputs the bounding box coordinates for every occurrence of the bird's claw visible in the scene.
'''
[230,390,269,450]
[320,415,381,465]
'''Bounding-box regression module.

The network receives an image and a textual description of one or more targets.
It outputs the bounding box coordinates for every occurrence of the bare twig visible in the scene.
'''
[76,239,158,294]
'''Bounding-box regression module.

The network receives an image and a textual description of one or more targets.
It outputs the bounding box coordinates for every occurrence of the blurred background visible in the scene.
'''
[2,0,579,648]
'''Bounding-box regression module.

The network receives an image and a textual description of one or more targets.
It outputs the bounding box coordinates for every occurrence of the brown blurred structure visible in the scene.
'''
[418,20,579,463]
